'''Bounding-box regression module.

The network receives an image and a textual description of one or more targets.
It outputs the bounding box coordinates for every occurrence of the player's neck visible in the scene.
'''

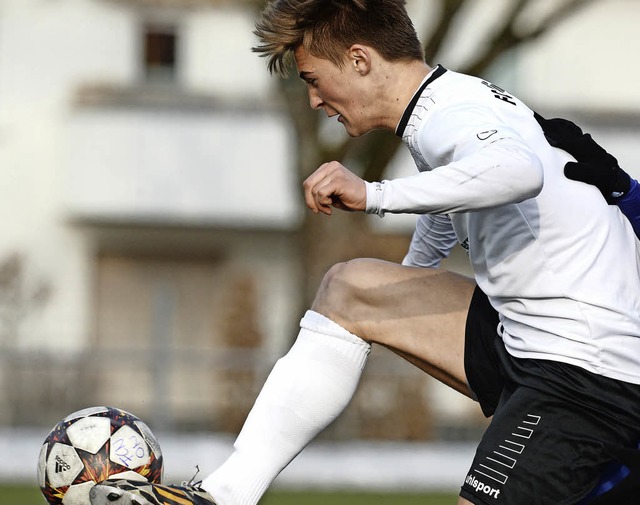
[372,60,432,132]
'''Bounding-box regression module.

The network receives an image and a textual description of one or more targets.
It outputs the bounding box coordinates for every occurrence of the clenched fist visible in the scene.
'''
[303,161,367,215]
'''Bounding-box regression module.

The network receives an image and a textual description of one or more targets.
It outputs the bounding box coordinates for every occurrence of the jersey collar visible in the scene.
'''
[395,65,447,138]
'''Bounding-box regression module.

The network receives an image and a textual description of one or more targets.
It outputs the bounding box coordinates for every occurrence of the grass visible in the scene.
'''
[1,484,458,505]
[262,490,459,504]
[0,485,43,505]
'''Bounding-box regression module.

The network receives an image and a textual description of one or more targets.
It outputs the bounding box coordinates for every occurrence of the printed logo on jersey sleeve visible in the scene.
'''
[481,80,517,106]
[477,130,498,141]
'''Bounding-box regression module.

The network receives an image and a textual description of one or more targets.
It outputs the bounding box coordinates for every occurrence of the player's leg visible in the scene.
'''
[91,258,476,505]
[201,258,475,505]
[459,341,640,505]
[312,258,476,395]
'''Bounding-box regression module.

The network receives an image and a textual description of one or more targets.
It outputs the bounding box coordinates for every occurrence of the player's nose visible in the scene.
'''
[308,88,324,110]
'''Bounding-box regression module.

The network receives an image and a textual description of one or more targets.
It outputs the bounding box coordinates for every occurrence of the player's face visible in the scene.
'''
[294,45,372,137]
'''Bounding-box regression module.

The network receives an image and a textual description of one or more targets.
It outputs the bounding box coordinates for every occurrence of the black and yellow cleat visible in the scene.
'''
[89,478,217,505]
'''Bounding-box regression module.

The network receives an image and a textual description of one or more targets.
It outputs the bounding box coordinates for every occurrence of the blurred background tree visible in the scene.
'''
[0,253,50,348]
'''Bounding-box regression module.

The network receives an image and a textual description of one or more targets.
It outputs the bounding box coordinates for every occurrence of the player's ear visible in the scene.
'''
[349,45,371,75]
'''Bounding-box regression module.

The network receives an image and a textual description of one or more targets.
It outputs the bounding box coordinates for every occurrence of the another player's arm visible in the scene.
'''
[535,113,640,237]
[614,182,640,237]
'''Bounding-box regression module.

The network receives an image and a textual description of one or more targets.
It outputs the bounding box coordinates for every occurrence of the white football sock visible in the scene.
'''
[201,310,371,505]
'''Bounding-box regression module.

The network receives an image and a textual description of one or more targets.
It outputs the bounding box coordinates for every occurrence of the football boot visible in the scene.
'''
[89,478,217,505]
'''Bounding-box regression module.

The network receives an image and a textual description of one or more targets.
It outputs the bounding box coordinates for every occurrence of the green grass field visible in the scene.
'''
[1,484,458,505]
[262,490,459,505]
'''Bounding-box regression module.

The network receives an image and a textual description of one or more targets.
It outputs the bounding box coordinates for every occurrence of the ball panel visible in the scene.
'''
[110,425,151,469]
[47,443,83,489]
[38,443,47,488]
[63,406,108,423]
[109,470,149,481]
[61,481,94,505]
[66,416,111,454]
[135,419,162,459]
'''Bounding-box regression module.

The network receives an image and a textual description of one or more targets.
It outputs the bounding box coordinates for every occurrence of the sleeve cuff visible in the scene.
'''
[365,181,387,217]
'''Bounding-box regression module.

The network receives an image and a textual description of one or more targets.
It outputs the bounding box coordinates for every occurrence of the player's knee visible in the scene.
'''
[312,259,372,317]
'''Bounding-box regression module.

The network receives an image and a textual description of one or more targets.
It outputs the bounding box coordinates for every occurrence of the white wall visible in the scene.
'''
[407,0,640,114]
[0,0,136,350]
[0,0,638,354]
[64,109,299,228]
[517,0,640,113]
[183,6,277,99]
[0,0,288,351]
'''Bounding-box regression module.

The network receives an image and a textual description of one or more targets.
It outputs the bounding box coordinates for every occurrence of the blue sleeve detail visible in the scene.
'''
[578,441,640,503]
[579,463,631,503]
[616,178,640,239]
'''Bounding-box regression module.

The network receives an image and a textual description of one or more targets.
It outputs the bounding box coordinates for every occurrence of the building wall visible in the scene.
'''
[0,0,304,428]
[0,0,297,356]
[517,0,640,114]
[0,0,638,432]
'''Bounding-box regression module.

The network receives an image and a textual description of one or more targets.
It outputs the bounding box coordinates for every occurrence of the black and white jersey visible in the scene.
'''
[365,66,640,385]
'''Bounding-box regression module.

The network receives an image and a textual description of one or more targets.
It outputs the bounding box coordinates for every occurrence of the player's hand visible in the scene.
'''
[303,161,367,215]
[535,113,631,202]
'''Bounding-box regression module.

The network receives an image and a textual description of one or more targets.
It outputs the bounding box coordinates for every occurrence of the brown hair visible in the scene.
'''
[252,0,424,76]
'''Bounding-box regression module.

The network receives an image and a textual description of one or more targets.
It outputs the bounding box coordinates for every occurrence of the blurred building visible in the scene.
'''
[0,0,638,439]
[0,0,304,432]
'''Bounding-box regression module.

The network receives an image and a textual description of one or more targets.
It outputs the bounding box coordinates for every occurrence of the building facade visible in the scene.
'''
[0,0,638,437]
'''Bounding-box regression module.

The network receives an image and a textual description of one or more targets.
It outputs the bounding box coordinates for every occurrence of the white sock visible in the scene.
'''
[201,310,371,505]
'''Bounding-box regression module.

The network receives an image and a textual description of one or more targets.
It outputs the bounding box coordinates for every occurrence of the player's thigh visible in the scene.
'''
[460,385,620,505]
[311,258,475,396]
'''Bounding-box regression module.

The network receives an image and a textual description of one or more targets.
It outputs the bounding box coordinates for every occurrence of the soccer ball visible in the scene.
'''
[37,406,164,505]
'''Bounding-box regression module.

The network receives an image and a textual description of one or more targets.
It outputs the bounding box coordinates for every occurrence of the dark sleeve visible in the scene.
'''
[615,178,640,239]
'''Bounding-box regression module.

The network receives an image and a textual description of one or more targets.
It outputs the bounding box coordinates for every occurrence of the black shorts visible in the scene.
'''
[462,286,640,505]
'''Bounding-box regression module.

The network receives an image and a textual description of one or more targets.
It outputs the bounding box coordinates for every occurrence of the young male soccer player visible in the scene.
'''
[90,1,640,504]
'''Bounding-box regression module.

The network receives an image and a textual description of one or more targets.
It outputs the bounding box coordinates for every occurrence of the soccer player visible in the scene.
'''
[90,1,640,504]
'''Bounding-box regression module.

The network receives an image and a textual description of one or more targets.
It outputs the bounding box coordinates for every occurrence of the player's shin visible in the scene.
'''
[201,310,371,505]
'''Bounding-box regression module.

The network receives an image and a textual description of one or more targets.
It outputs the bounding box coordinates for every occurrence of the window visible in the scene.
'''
[143,25,178,83]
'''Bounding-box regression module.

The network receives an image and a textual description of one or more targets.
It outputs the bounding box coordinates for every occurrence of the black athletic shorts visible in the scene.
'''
[462,286,640,505]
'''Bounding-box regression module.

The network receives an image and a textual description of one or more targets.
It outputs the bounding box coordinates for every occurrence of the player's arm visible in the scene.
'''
[402,214,458,268]
[304,104,543,217]
[366,106,543,216]
[535,113,640,237]
[365,141,542,216]
[303,160,367,216]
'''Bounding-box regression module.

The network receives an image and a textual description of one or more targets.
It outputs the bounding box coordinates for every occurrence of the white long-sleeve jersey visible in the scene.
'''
[365,66,640,385]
